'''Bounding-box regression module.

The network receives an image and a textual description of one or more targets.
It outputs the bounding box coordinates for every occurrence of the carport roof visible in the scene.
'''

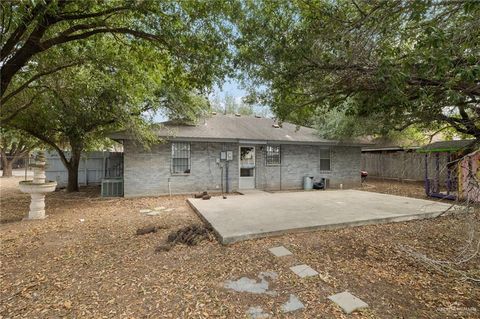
[110,114,367,146]
[417,139,477,153]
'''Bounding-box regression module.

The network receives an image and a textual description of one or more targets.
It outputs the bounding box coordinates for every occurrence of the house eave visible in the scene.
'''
[167,136,366,146]
[108,133,367,147]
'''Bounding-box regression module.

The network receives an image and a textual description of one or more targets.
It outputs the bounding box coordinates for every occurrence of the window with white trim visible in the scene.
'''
[171,142,191,174]
[266,145,281,165]
[320,148,331,171]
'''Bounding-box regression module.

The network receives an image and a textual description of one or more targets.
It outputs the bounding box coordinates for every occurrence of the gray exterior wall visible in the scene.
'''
[123,140,361,197]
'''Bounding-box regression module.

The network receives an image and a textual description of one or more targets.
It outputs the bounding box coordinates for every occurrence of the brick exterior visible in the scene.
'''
[123,140,361,197]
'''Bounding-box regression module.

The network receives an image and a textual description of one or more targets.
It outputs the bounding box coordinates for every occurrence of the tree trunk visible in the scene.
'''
[65,148,81,192]
[66,163,79,192]
[1,157,13,177]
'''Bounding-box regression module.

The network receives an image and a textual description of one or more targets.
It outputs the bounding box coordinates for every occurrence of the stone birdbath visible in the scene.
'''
[18,151,57,220]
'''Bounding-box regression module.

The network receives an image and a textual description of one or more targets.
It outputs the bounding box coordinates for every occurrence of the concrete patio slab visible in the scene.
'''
[187,190,453,244]
[289,264,318,278]
[268,246,292,257]
[328,291,368,314]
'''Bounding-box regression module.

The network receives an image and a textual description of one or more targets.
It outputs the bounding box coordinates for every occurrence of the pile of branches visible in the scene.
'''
[156,224,215,252]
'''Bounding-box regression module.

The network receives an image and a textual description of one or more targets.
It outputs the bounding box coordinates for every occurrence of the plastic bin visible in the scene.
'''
[303,176,314,190]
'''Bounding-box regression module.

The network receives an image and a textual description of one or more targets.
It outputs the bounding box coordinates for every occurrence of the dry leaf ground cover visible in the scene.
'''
[1,177,479,318]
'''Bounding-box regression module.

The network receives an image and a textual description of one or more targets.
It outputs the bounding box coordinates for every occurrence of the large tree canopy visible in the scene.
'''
[234,0,480,141]
[7,35,211,191]
[1,0,234,122]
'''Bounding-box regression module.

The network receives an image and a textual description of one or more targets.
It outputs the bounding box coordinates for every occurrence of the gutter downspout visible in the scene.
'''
[279,145,283,191]
[226,161,229,193]
[168,177,171,197]
[425,153,430,196]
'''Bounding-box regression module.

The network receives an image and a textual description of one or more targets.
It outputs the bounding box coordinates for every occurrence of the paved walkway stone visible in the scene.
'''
[268,246,292,257]
[224,271,277,295]
[328,291,368,314]
[289,264,318,278]
[281,294,304,313]
[246,306,269,318]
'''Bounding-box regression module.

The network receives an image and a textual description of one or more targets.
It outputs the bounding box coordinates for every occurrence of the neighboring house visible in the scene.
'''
[110,114,364,197]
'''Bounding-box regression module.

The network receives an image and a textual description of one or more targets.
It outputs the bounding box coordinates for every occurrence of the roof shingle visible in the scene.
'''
[111,114,365,145]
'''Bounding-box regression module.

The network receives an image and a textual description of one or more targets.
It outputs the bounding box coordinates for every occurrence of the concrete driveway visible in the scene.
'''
[187,190,453,244]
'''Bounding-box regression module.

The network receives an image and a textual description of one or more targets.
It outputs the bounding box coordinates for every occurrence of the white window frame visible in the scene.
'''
[265,145,281,166]
[171,142,191,175]
[319,147,331,171]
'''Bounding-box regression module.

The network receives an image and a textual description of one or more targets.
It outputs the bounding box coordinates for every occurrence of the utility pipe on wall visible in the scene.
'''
[168,177,171,197]
[226,161,229,193]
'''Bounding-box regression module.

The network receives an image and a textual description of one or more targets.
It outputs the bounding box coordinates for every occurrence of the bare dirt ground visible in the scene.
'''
[1,177,479,318]
[359,177,428,199]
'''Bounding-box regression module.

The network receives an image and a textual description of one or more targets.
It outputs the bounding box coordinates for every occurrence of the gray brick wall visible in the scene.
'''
[256,145,361,190]
[123,140,361,197]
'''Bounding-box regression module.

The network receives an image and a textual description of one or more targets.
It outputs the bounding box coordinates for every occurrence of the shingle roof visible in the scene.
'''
[417,139,477,153]
[110,114,365,146]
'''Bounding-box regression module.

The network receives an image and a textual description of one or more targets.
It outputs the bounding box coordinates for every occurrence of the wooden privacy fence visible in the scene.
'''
[361,150,449,182]
[45,151,123,187]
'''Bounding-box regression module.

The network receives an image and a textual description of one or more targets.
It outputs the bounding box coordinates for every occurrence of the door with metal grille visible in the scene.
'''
[239,146,255,189]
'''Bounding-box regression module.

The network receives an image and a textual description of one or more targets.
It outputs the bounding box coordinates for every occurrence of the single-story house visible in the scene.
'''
[110,114,364,197]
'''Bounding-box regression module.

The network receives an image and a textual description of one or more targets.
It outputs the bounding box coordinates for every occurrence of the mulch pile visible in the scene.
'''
[136,225,158,235]
[156,224,215,252]
[194,191,211,200]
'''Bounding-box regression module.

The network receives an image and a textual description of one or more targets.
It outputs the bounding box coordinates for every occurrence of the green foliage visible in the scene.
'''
[210,93,270,117]
[0,127,39,176]
[234,0,480,140]
[0,127,39,153]
[1,0,236,121]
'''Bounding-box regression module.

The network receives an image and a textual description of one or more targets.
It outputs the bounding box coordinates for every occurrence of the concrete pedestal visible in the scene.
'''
[19,181,57,220]
[27,193,47,219]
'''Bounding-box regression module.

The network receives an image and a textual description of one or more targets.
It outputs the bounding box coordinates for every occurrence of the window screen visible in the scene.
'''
[172,142,191,174]
[320,148,331,171]
[266,145,281,165]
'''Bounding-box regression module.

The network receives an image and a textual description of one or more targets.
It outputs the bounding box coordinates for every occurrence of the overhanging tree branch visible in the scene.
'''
[0,1,51,60]
[57,6,131,20]
[40,27,168,50]
[1,61,83,105]
[0,90,45,125]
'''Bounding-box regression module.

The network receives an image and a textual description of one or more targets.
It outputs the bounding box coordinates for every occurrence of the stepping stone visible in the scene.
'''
[139,209,152,213]
[224,271,278,295]
[154,206,166,211]
[224,277,269,294]
[246,306,269,319]
[281,294,304,313]
[268,246,292,257]
[328,291,368,314]
[289,264,318,278]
